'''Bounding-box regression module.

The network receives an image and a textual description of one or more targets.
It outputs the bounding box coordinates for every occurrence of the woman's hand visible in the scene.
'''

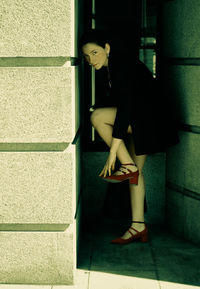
[99,137,122,178]
[99,151,117,178]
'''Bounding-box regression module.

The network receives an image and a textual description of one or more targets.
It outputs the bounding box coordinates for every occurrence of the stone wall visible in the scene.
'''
[161,0,200,245]
[0,0,83,285]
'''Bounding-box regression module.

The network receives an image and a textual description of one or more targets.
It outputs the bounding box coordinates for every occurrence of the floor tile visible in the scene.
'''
[151,246,200,285]
[90,242,155,273]
[157,268,200,288]
[53,269,89,289]
[79,220,200,289]
[148,226,200,287]
[159,280,200,289]
[86,219,156,273]
[153,246,200,267]
[88,271,160,289]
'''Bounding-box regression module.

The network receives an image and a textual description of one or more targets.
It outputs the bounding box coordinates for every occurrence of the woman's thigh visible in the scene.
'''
[90,107,117,127]
[91,107,133,133]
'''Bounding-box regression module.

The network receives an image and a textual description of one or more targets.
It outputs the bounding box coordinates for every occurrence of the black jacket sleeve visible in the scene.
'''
[109,54,154,140]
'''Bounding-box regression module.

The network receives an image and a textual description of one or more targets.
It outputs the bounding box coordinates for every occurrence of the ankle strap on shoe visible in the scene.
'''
[121,163,136,166]
[132,221,145,224]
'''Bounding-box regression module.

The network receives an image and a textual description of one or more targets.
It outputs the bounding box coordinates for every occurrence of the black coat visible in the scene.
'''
[94,52,179,155]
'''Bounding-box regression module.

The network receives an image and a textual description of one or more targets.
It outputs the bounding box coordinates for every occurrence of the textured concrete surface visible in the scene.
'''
[0,0,74,57]
[167,66,200,127]
[0,67,80,143]
[162,0,200,57]
[166,131,200,244]
[0,223,76,284]
[184,196,200,242]
[143,153,166,224]
[162,0,200,246]
[166,187,200,245]
[166,131,200,194]
[166,188,184,236]
[0,144,78,227]
[0,0,82,286]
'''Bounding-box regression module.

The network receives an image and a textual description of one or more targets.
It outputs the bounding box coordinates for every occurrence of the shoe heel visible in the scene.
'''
[129,171,139,185]
[140,232,148,243]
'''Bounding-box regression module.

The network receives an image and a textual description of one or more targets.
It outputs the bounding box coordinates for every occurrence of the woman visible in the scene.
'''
[80,30,179,245]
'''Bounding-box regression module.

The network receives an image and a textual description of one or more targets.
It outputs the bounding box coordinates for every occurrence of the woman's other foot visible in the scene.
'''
[121,222,145,239]
[111,221,148,244]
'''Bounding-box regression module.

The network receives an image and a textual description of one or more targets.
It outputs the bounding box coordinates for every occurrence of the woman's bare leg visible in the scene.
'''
[91,107,147,239]
[121,134,147,239]
[91,107,136,170]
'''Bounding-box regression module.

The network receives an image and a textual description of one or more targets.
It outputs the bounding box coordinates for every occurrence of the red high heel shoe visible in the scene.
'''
[101,163,139,185]
[111,221,148,245]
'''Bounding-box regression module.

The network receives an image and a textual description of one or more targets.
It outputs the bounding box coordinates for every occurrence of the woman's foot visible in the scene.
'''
[100,163,139,184]
[113,163,138,176]
[121,222,145,239]
[110,221,148,244]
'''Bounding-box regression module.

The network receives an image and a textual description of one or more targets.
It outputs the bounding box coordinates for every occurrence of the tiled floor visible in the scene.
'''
[76,217,200,289]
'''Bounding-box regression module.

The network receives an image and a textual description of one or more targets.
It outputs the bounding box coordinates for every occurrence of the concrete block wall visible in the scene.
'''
[161,0,200,245]
[0,0,83,285]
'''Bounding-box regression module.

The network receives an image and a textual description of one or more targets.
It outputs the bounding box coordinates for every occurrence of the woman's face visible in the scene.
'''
[82,43,110,70]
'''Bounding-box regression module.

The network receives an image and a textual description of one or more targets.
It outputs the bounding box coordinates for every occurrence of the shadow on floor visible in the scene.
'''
[77,216,200,289]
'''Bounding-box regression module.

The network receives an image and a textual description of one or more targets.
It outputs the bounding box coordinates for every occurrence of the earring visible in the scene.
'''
[107,53,109,58]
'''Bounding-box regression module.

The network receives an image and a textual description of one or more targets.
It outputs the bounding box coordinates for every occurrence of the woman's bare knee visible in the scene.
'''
[90,109,102,127]
[90,107,117,128]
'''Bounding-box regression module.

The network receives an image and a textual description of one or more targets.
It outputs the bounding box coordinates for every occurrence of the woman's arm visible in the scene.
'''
[109,60,134,140]
[110,137,122,154]
[99,137,122,177]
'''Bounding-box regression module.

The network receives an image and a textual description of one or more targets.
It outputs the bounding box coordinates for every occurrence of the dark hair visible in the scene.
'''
[79,29,109,49]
